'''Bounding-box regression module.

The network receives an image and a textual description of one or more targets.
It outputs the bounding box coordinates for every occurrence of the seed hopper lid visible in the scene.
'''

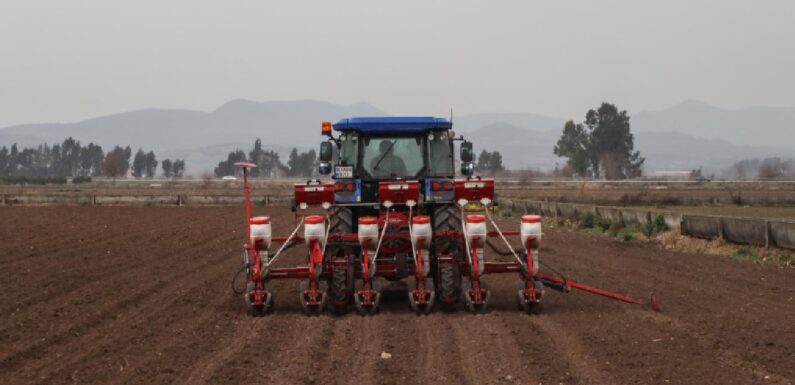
[250,216,270,225]
[521,215,542,223]
[305,215,324,225]
[466,215,485,223]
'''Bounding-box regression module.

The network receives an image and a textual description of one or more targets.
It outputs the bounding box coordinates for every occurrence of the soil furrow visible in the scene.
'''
[0,232,239,373]
[1,206,792,385]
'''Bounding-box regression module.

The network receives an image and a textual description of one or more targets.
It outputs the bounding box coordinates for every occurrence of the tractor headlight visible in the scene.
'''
[461,162,474,176]
[318,162,332,175]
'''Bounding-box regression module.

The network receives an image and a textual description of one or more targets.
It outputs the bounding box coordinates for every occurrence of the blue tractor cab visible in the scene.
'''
[317,117,473,204]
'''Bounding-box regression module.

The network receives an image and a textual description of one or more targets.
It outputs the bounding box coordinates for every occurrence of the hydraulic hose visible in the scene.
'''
[264,216,305,270]
[231,265,246,295]
[486,239,522,256]
[459,205,473,266]
[371,208,391,267]
[407,205,418,265]
[483,207,524,266]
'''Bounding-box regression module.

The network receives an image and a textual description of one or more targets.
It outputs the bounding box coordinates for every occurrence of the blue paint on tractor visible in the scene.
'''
[334,179,362,203]
[333,117,452,134]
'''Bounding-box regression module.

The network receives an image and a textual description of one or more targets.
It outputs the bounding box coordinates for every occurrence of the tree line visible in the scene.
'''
[214,138,317,178]
[0,138,185,179]
[475,150,505,175]
[727,158,795,180]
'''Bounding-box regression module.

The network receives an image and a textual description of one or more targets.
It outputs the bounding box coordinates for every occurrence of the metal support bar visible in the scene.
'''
[482,261,522,274]
[539,273,660,311]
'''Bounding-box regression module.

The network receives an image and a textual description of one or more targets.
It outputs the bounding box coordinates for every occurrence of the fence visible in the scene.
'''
[499,198,795,251]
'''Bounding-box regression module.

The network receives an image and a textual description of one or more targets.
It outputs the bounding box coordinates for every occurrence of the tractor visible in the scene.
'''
[235,117,659,316]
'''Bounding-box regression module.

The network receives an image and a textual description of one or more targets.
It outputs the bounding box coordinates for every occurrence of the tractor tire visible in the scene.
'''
[383,220,411,281]
[432,204,463,309]
[328,262,350,315]
[328,205,354,234]
[437,261,460,306]
[432,204,463,256]
[326,206,354,315]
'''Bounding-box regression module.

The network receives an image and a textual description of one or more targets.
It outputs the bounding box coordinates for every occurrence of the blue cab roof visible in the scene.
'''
[333,117,452,134]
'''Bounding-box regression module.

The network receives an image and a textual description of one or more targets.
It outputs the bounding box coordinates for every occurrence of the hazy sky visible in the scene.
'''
[1,0,794,127]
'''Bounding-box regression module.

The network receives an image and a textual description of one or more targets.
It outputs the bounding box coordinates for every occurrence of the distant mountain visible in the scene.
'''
[0,99,385,174]
[465,123,559,170]
[633,100,795,148]
[634,131,795,174]
[463,122,795,174]
[0,131,49,149]
[453,112,564,133]
[3,99,794,176]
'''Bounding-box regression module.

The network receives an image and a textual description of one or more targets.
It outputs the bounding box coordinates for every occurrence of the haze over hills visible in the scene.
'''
[0,100,385,175]
[1,99,794,176]
[454,101,795,173]
[452,113,564,134]
[632,100,795,148]
[463,122,795,175]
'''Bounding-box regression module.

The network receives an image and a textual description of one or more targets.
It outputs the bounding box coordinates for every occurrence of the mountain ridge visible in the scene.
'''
[2,99,794,175]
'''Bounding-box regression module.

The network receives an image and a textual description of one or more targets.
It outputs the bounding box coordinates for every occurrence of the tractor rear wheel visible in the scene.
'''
[327,206,354,315]
[328,260,350,315]
[328,205,354,234]
[432,204,463,309]
[383,219,411,281]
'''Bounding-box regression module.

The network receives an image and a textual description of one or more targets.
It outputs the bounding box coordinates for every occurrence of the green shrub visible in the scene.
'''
[597,218,612,233]
[775,252,793,266]
[619,228,636,242]
[580,212,599,229]
[607,219,625,237]
[641,214,669,237]
[581,212,611,232]
[733,246,760,261]
[652,214,669,233]
[642,221,655,237]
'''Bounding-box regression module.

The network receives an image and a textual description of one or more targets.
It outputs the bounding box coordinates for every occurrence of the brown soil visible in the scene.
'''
[1,206,793,385]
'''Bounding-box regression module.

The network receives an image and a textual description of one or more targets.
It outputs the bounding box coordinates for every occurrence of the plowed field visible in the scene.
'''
[1,207,793,385]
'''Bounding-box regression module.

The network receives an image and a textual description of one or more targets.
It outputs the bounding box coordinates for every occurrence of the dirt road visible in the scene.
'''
[1,207,792,384]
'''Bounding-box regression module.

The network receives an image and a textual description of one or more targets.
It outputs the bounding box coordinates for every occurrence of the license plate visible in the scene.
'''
[335,166,353,178]
[387,184,409,190]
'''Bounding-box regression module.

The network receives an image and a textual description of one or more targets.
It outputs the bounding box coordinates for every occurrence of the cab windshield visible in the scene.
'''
[362,137,423,179]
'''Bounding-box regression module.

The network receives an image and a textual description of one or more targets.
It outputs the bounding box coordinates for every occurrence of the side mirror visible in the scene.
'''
[318,162,332,175]
[319,142,333,162]
[460,141,473,163]
[461,162,474,176]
